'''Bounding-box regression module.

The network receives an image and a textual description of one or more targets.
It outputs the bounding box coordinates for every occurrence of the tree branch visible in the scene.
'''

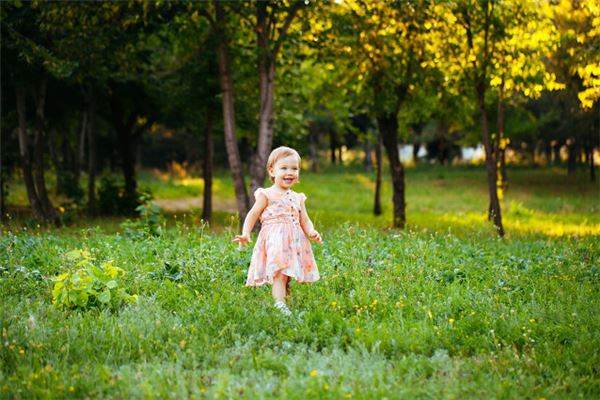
[272,2,302,59]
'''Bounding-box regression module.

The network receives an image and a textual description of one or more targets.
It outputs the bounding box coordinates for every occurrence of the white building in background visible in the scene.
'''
[397,144,486,164]
[461,144,486,163]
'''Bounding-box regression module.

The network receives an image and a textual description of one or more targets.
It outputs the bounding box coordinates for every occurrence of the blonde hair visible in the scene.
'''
[267,146,301,182]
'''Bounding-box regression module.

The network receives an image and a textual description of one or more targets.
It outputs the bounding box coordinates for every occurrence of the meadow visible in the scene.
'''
[1,165,599,398]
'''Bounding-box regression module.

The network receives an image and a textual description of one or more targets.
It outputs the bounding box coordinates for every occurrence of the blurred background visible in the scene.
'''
[1,0,598,235]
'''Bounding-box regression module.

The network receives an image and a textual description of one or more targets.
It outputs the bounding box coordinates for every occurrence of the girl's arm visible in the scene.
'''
[299,196,322,243]
[233,192,268,248]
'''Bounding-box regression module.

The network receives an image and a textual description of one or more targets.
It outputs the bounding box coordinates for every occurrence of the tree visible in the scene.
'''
[1,1,75,223]
[428,0,565,236]
[550,0,600,180]
[147,6,221,223]
[38,1,175,213]
[200,1,251,222]
[325,0,433,228]
[247,1,304,199]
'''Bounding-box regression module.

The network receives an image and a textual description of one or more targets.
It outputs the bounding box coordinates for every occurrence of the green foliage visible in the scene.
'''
[51,249,137,311]
[149,261,183,282]
[1,225,599,398]
[97,176,141,215]
[1,162,599,397]
[56,169,84,204]
[120,194,164,237]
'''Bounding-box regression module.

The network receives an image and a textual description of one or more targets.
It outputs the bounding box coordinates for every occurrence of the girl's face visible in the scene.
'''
[270,155,300,190]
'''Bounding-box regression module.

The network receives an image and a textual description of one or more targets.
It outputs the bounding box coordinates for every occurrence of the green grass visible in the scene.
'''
[1,166,599,398]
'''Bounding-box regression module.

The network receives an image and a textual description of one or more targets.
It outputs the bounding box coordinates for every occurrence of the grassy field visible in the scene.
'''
[1,166,599,398]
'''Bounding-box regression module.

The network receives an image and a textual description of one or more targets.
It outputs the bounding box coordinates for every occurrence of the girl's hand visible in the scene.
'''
[233,234,251,249]
[308,230,322,243]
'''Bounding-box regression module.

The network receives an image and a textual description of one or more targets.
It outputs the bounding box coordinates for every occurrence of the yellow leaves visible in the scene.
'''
[190,11,199,24]
[576,63,600,108]
[578,88,599,109]
[547,81,566,91]
[490,76,503,87]
[582,63,600,77]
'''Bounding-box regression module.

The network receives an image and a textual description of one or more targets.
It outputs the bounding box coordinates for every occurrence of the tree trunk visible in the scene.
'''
[553,140,561,165]
[32,78,59,224]
[309,122,318,173]
[109,89,137,206]
[477,82,504,237]
[437,124,447,165]
[330,130,337,164]
[202,105,214,223]
[567,138,576,175]
[75,109,87,185]
[496,82,507,192]
[215,1,249,222]
[412,142,420,164]
[373,132,383,216]
[377,112,405,228]
[590,145,596,182]
[544,140,551,165]
[249,3,276,200]
[47,128,61,195]
[364,139,373,172]
[87,87,97,215]
[16,86,44,219]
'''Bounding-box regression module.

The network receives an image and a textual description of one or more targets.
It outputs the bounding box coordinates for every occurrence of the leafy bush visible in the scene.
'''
[97,176,141,215]
[56,169,84,204]
[120,194,163,237]
[51,250,138,311]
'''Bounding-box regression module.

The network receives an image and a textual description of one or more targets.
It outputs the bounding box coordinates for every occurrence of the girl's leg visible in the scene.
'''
[272,273,289,303]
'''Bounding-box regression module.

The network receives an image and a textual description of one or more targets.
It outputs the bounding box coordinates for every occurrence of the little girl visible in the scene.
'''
[233,146,322,316]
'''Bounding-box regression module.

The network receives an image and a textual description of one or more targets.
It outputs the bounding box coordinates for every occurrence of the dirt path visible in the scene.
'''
[155,197,237,213]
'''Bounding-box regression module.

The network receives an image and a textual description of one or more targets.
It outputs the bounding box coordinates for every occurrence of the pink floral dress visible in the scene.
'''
[246,188,320,286]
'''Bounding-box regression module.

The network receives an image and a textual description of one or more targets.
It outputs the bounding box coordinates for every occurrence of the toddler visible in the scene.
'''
[233,146,322,316]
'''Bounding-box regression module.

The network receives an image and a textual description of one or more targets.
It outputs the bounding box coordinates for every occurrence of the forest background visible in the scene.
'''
[1,1,599,398]
[1,0,598,232]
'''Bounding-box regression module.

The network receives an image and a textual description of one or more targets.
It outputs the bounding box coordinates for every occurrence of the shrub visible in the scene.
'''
[120,194,163,237]
[97,176,141,215]
[51,249,138,311]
